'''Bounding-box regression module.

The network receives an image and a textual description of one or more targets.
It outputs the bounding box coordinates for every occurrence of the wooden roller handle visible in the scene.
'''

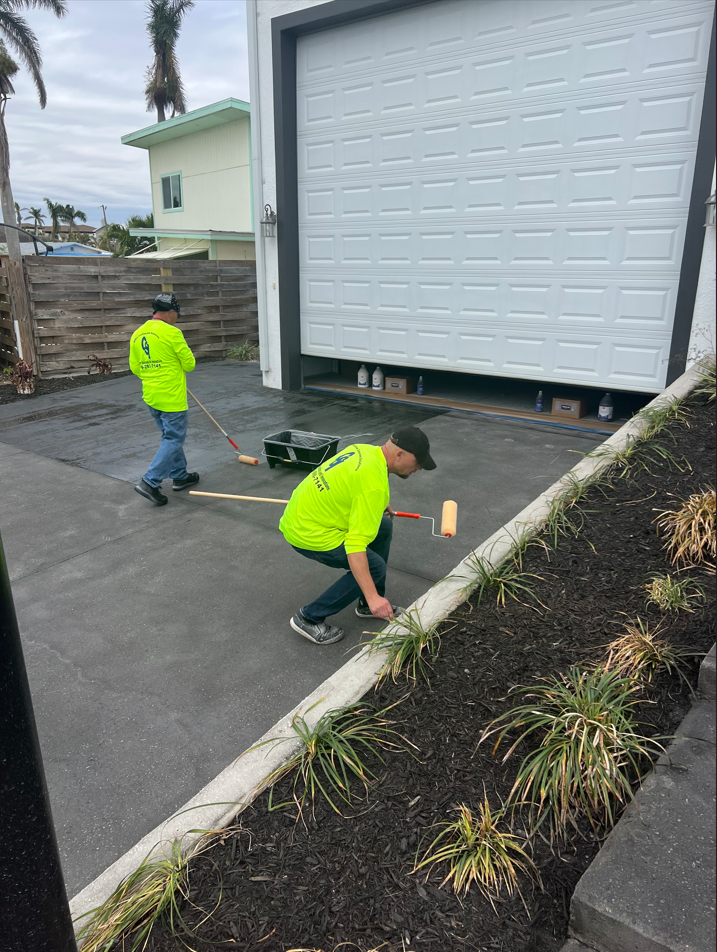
[189,492,290,503]
[395,511,421,519]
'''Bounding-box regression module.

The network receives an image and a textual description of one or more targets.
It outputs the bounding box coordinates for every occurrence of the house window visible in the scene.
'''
[161,173,183,211]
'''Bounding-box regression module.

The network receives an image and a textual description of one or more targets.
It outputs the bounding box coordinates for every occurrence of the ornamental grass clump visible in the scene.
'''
[603,617,695,687]
[479,667,664,838]
[75,830,226,952]
[414,798,537,909]
[694,358,716,403]
[367,608,445,683]
[227,342,259,361]
[655,488,716,570]
[644,572,706,612]
[459,551,547,609]
[253,700,414,817]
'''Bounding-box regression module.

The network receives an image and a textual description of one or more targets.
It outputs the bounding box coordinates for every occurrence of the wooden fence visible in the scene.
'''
[23,256,258,376]
[0,267,17,368]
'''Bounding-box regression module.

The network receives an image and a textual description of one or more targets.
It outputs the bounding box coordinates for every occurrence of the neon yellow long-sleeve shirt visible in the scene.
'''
[129,319,195,411]
[280,444,389,554]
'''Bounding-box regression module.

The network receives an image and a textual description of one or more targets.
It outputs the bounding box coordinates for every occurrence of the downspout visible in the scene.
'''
[247,0,270,374]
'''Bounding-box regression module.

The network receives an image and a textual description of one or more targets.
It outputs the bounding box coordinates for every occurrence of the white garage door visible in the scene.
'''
[296,0,713,392]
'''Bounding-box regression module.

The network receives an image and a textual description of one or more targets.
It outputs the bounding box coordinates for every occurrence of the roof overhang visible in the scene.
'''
[129,228,255,241]
[122,98,250,150]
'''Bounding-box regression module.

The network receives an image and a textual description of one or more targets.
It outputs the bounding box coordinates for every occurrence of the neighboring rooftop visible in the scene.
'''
[121,98,250,150]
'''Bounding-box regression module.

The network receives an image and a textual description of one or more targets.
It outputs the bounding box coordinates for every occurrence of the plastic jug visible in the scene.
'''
[357,364,369,388]
[372,366,384,390]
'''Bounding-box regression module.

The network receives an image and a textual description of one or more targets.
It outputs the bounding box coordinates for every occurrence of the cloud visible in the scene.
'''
[7,0,249,227]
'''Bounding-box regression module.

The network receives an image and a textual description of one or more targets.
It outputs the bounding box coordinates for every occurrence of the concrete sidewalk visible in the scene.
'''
[0,361,603,895]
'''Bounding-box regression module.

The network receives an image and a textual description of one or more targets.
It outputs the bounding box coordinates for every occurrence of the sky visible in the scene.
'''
[7,0,249,228]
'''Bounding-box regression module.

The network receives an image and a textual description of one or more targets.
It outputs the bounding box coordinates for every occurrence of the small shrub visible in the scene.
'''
[252,701,414,817]
[227,342,259,361]
[414,799,537,908]
[479,666,664,837]
[367,608,445,683]
[11,359,34,394]
[87,353,113,375]
[75,829,228,951]
[644,573,705,612]
[655,488,716,569]
[603,617,695,687]
[694,358,716,403]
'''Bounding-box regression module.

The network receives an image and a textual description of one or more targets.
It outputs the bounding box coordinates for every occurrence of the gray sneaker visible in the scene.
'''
[290,611,344,645]
[355,601,403,619]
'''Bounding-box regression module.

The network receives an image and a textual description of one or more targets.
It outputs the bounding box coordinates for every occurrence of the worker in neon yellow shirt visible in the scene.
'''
[129,293,198,506]
[280,426,436,645]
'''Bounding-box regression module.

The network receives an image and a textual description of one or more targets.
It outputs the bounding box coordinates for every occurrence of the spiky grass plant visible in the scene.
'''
[414,798,537,909]
[644,572,706,612]
[479,667,664,837]
[252,701,413,817]
[288,945,405,952]
[588,434,685,480]
[655,488,716,569]
[459,552,547,609]
[75,830,226,952]
[637,397,690,442]
[227,342,259,361]
[366,608,446,682]
[603,617,695,685]
[694,358,716,403]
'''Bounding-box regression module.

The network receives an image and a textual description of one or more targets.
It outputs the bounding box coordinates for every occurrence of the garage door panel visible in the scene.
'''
[300,219,688,270]
[296,0,692,85]
[298,89,705,178]
[298,12,711,132]
[297,0,713,392]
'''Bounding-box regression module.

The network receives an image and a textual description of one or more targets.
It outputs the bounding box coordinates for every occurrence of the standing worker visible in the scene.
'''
[129,293,199,506]
[279,426,436,645]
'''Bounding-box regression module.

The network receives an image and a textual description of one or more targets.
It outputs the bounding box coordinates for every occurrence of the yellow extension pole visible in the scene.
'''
[189,491,289,504]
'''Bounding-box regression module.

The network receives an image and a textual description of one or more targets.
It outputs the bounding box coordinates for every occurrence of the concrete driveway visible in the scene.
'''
[0,361,604,895]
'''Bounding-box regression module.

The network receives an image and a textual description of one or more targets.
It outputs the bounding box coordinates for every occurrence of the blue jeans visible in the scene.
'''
[143,408,189,487]
[292,516,393,622]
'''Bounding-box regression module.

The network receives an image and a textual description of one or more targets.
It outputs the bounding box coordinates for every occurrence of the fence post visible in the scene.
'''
[2,256,38,374]
[0,530,77,951]
[159,266,173,292]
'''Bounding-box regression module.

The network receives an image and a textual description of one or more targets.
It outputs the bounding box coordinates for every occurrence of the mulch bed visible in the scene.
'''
[141,395,715,952]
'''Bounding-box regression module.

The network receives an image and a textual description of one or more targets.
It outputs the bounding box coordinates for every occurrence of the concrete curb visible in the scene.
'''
[70,363,705,936]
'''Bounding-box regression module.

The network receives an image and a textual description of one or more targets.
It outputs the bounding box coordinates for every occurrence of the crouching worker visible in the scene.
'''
[129,293,199,506]
[279,426,436,645]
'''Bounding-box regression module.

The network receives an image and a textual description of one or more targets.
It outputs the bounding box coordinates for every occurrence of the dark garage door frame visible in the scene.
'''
[271,0,716,392]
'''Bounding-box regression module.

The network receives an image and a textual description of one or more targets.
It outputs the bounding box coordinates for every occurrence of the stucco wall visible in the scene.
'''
[149,117,252,233]
[688,166,716,366]
[214,240,255,261]
[252,0,326,390]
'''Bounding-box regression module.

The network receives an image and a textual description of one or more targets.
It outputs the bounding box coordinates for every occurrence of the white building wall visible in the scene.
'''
[251,0,326,389]
[688,166,716,366]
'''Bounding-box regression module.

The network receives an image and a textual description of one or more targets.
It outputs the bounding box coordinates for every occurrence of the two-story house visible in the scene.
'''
[121,98,255,261]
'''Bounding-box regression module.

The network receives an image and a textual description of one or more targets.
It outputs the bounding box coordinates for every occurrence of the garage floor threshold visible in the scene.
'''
[304,379,622,436]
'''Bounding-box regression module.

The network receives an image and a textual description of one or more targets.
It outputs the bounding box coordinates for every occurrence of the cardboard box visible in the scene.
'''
[385,376,416,395]
[552,396,586,419]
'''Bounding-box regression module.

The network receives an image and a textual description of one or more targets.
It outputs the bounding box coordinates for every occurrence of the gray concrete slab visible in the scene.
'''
[677,699,717,746]
[570,732,716,952]
[0,361,604,896]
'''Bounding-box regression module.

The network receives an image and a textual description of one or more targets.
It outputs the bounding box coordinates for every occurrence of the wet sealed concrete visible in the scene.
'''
[0,361,603,895]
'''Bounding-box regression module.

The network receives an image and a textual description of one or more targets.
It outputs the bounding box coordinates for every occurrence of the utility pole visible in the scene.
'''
[0,531,77,951]
[99,204,108,227]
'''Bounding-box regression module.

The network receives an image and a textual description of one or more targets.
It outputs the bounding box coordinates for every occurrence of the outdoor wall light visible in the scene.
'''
[705,192,716,226]
[261,204,277,238]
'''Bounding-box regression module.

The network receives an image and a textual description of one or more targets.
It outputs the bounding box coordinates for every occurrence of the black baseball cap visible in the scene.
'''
[152,292,180,315]
[391,425,436,470]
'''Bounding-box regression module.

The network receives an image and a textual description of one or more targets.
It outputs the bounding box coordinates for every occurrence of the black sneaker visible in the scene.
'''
[290,611,344,645]
[172,472,200,491]
[355,601,403,619]
[134,479,168,506]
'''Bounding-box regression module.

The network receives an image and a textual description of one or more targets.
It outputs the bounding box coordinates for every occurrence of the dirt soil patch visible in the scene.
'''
[140,398,715,952]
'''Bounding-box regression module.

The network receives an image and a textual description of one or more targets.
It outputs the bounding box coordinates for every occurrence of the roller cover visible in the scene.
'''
[441,500,458,537]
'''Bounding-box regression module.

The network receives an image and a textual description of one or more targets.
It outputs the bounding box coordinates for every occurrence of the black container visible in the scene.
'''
[263,430,340,470]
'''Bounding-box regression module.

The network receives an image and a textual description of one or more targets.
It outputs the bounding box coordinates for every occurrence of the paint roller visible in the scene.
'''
[395,500,458,538]
[187,388,258,465]
[189,492,458,538]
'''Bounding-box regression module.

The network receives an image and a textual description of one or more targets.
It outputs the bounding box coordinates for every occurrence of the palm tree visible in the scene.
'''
[144,0,194,123]
[100,213,154,257]
[14,200,28,225]
[60,203,86,241]
[28,206,44,235]
[44,197,63,240]
[0,1,68,259]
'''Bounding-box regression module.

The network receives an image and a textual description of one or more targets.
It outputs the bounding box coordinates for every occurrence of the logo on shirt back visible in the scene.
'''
[141,337,150,358]
[325,451,355,471]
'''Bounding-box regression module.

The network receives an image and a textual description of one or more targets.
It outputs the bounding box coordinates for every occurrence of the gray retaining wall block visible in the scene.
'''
[698,644,716,700]
[570,733,716,952]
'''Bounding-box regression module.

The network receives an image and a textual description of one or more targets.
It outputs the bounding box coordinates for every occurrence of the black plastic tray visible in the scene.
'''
[263,430,340,470]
